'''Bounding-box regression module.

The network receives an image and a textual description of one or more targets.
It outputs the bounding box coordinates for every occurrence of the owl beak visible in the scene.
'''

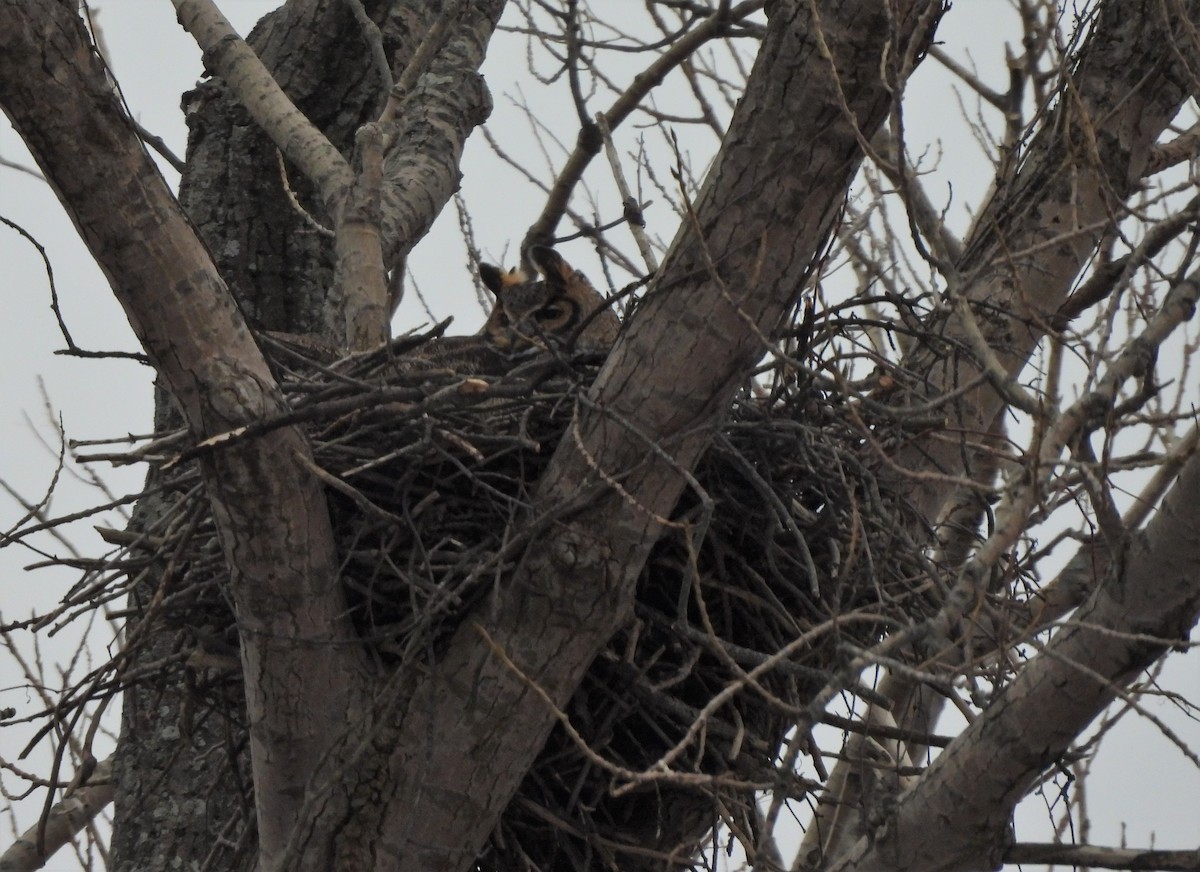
[512,322,550,350]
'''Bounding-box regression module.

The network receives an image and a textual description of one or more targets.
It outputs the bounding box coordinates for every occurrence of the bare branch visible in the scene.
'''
[171,0,353,213]
[831,447,1200,872]
[892,0,1200,523]
[0,757,113,872]
[523,0,766,249]
[1146,120,1200,176]
[1005,842,1200,871]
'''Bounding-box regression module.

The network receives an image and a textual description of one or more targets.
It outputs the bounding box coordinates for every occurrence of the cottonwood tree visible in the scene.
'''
[2,1,1199,871]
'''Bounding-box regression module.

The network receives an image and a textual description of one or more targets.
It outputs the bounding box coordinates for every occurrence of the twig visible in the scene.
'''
[595,113,658,272]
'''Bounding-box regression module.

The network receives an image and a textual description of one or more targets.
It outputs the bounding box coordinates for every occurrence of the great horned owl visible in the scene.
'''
[477,246,620,356]
[308,247,621,379]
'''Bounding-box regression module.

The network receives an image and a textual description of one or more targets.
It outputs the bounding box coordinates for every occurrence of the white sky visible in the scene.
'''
[1,1,1197,868]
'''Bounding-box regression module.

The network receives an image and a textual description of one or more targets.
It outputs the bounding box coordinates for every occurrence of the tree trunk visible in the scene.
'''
[371,2,943,868]
[0,1,497,869]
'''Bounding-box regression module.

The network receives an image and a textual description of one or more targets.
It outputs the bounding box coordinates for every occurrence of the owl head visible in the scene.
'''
[478,246,620,355]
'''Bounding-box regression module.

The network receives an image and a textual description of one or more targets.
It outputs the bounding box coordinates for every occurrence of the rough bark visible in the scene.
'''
[176,0,499,334]
[0,3,366,869]
[374,2,943,869]
[376,11,496,273]
[103,1,499,868]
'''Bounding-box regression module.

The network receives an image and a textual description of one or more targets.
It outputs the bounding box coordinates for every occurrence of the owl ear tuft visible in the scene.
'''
[480,263,527,296]
[527,246,570,287]
[479,263,506,296]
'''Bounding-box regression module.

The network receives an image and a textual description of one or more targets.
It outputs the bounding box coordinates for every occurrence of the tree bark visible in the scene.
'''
[147,1,500,867]
[374,2,944,869]
[1,1,500,870]
[0,3,363,869]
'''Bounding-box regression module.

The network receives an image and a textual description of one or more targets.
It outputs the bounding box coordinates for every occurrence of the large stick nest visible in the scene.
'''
[55,330,933,870]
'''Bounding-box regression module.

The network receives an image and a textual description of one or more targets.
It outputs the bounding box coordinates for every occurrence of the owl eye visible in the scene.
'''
[535,303,568,322]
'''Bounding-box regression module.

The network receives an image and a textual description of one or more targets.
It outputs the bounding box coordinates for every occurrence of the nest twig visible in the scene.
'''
[12,331,939,869]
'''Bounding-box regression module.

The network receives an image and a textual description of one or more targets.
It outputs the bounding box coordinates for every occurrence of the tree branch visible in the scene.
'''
[376,2,502,273]
[0,757,113,872]
[0,4,365,869]
[172,0,501,351]
[831,447,1200,872]
[892,0,1200,524]
[172,0,353,214]
[805,2,1200,858]
[1004,842,1200,871]
[374,2,944,869]
[522,0,766,250]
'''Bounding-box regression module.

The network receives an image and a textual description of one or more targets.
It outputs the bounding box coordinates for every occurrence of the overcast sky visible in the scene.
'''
[1,2,1197,868]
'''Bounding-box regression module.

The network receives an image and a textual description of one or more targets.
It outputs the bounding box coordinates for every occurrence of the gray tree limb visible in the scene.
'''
[893,0,1200,524]
[374,2,945,870]
[799,1,1200,863]
[0,4,365,868]
[0,758,113,872]
[830,430,1200,872]
[1005,842,1200,871]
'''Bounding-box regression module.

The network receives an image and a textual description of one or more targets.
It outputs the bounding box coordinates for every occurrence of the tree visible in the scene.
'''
[1,0,1199,870]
